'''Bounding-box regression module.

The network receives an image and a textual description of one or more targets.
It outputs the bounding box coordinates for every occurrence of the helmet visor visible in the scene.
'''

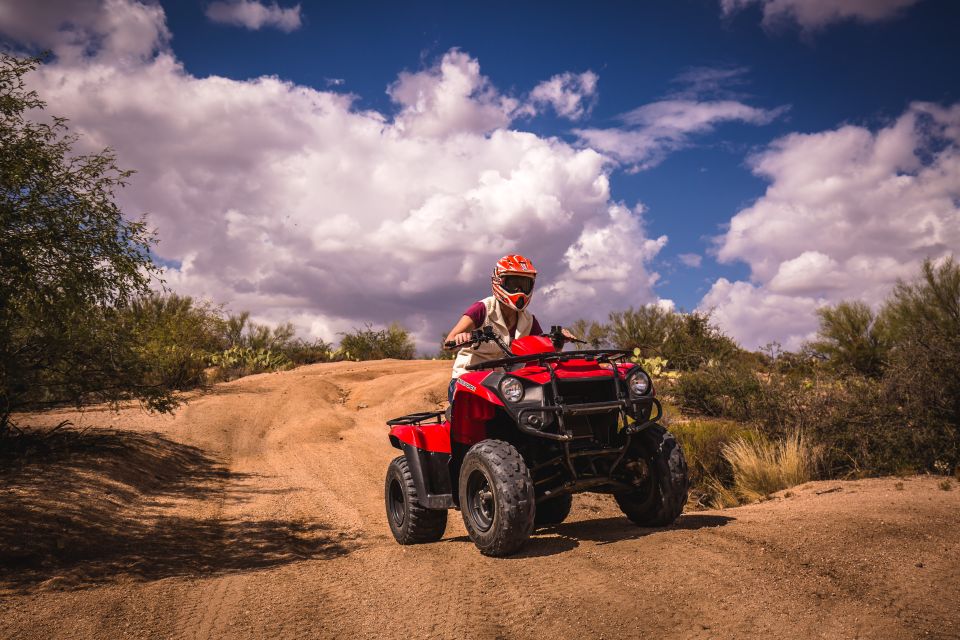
[501,275,534,295]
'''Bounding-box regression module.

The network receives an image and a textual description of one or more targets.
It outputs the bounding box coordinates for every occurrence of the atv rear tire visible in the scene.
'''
[615,425,689,527]
[385,456,447,544]
[535,494,573,526]
[459,439,535,556]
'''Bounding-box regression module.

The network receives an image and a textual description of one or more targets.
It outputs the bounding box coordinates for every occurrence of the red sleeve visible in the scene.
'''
[463,301,486,327]
[531,315,543,336]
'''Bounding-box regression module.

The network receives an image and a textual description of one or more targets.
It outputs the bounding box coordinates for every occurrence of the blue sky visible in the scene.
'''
[2,0,958,349]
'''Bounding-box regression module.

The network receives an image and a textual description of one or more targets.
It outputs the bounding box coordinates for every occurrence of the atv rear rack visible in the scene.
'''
[386,411,444,426]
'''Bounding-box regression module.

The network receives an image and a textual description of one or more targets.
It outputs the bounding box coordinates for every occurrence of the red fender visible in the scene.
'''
[389,422,452,454]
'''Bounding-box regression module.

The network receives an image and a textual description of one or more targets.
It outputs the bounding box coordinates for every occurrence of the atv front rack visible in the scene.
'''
[386,411,444,427]
[465,349,633,372]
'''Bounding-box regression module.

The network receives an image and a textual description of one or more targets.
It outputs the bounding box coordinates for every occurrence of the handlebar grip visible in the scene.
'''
[444,341,459,349]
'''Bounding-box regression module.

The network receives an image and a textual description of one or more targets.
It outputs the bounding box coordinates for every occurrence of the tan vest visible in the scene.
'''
[451,296,534,379]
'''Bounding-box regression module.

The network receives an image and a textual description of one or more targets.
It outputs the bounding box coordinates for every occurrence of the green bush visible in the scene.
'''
[608,305,675,357]
[568,319,611,348]
[809,301,887,377]
[661,312,739,371]
[608,306,739,371]
[209,346,292,380]
[121,293,224,390]
[338,323,415,360]
[672,362,763,421]
[880,257,960,473]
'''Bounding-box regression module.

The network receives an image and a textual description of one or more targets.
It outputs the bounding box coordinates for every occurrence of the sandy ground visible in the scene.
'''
[2,359,959,640]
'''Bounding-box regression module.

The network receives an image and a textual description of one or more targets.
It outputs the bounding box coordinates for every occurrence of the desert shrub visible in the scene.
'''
[281,338,335,365]
[880,257,960,473]
[568,319,611,348]
[216,311,334,370]
[661,312,739,370]
[609,306,739,371]
[339,323,415,360]
[608,305,675,357]
[673,363,763,421]
[809,301,888,377]
[209,346,292,380]
[121,293,224,390]
[722,432,816,502]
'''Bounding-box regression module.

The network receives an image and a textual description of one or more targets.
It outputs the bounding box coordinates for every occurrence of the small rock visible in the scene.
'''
[357,402,368,409]
[916,562,924,568]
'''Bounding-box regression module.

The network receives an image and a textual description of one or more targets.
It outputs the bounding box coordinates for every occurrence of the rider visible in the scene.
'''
[444,254,545,403]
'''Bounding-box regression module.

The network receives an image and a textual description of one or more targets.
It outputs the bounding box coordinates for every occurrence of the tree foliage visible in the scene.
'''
[809,301,887,377]
[606,306,738,370]
[568,319,610,349]
[881,257,960,470]
[0,54,166,430]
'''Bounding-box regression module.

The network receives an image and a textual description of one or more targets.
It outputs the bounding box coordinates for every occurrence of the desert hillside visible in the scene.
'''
[2,360,959,639]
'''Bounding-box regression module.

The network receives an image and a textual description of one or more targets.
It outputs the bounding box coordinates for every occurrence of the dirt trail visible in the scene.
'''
[2,359,959,639]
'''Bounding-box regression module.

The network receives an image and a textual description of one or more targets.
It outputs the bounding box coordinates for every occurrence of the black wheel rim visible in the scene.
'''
[388,478,406,527]
[465,469,495,532]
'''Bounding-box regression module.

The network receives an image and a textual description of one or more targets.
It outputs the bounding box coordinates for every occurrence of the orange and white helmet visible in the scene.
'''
[492,254,537,311]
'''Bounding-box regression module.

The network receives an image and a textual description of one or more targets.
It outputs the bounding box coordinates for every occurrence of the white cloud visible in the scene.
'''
[702,101,960,349]
[527,71,598,120]
[575,99,785,169]
[0,0,170,65]
[387,49,520,138]
[699,279,821,351]
[721,0,923,30]
[539,204,668,318]
[205,1,302,32]
[678,253,703,268]
[5,0,668,349]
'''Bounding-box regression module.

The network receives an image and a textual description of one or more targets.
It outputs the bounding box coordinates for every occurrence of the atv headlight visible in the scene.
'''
[499,376,524,402]
[628,370,651,396]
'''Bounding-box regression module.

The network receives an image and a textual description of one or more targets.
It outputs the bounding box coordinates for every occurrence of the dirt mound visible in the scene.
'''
[2,360,958,639]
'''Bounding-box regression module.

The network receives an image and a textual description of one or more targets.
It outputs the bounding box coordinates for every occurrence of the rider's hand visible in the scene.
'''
[450,332,472,347]
[561,328,579,342]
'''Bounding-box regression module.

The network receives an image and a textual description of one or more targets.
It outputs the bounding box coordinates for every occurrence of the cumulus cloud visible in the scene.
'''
[702,101,960,349]
[0,0,170,65]
[575,99,785,169]
[721,0,923,31]
[205,1,302,32]
[527,71,599,120]
[3,0,667,348]
[387,49,520,137]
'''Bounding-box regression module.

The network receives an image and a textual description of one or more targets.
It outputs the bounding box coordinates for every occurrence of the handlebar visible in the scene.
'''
[444,325,586,351]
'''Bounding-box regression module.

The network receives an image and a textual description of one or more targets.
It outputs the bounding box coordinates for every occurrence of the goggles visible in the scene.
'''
[501,274,535,295]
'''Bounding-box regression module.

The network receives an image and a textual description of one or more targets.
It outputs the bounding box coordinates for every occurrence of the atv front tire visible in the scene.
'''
[615,425,689,527]
[459,439,535,556]
[385,456,447,544]
[535,494,573,526]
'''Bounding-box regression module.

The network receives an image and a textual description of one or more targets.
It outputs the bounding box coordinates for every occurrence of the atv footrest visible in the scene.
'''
[386,411,444,426]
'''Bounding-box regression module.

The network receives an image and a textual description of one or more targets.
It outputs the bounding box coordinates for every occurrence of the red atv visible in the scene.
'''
[384,326,689,556]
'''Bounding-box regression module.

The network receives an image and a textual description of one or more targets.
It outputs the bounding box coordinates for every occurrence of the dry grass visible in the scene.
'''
[704,475,741,509]
[722,432,816,502]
